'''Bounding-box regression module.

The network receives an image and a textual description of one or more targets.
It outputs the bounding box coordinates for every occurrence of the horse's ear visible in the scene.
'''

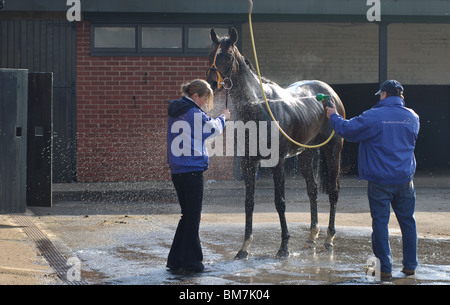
[230,27,238,44]
[210,28,219,44]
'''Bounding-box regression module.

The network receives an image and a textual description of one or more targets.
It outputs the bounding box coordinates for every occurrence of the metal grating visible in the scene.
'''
[10,214,88,285]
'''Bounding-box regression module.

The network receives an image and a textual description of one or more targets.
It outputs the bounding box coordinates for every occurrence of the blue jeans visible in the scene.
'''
[368,181,418,273]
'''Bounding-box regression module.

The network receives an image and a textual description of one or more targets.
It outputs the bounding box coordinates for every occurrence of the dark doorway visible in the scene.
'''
[332,83,450,172]
[0,20,77,182]
[27,72,53,207]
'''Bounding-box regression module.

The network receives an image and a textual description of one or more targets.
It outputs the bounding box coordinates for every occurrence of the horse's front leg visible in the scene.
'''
[272,159,290,258]
[235,157,259,260]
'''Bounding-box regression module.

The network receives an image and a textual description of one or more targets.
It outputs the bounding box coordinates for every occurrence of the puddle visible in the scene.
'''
[72,222,449,285]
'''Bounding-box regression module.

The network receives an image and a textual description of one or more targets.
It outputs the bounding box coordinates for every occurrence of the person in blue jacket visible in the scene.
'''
[326,80,420,280]
[166,79,230,274]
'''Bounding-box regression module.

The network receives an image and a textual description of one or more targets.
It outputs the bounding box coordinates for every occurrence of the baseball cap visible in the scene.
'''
[375,80,404,95]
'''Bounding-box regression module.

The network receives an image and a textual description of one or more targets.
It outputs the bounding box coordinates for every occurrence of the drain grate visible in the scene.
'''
[10,214,88,285]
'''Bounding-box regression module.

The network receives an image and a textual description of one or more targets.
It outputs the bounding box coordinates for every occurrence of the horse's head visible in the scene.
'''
[206,28,240,92]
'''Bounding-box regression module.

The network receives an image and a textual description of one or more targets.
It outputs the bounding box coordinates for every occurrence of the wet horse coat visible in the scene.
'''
[206,28,345,258]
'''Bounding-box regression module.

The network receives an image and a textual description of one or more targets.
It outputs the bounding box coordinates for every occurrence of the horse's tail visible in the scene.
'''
[318,149,330,194]
[317,147,342,195]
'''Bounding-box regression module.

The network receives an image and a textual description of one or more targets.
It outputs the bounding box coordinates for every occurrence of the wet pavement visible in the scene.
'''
[30,175,450,285]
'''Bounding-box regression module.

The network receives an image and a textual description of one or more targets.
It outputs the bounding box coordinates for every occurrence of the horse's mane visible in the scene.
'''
[243,58,276,85]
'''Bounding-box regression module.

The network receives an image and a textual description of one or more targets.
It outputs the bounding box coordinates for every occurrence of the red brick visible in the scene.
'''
[76,21,232,182]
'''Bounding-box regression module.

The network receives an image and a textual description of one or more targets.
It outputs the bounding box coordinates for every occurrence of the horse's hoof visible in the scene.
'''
[235,250,249,260]
[276,248,289,259]
[320,242,333,253]
[303,240,316,250]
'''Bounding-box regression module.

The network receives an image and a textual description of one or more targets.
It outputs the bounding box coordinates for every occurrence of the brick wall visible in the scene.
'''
[76,22,233,182]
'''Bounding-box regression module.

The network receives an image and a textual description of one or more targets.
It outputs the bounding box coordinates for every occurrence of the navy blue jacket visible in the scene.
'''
[330,96,420,184]
[167,96,226,174]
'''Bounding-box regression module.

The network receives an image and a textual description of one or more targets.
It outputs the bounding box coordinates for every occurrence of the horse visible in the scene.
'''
[206,28,346,259]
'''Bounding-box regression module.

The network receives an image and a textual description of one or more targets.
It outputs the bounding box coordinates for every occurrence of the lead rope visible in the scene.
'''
[247,0,335,149]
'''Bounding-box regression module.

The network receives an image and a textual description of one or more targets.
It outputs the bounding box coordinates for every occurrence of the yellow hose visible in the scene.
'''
[247,0,335,149]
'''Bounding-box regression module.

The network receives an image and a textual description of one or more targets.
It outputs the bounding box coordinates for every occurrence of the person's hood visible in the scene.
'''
[167,96,201,117]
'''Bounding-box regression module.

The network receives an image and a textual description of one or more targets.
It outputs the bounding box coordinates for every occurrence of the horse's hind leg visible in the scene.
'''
[321,138,343,251]
[298,149,320,249]
[235,157,259,260]
[271,158,290,258]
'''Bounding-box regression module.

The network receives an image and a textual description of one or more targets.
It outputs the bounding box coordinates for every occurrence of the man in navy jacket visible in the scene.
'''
[326,80,420,280]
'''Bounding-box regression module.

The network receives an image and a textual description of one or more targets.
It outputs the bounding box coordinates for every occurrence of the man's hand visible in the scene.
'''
[326,101,337,119]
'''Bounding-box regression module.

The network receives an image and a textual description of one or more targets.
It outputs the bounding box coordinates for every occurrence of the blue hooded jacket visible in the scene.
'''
[167,96,226,174]
[330,96,420,184]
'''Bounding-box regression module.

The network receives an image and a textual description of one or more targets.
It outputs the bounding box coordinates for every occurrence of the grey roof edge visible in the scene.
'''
[1,0,449,18]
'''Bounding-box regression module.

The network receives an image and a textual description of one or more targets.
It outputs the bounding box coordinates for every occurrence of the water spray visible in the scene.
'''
[297,94,333,108]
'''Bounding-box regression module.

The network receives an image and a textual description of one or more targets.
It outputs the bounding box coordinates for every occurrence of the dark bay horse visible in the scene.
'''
[206,28,346,259]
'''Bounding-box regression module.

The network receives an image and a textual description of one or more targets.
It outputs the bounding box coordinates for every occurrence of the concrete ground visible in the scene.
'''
[0,170,448,285]
[0,213,61,285]
[17,170,450,285]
